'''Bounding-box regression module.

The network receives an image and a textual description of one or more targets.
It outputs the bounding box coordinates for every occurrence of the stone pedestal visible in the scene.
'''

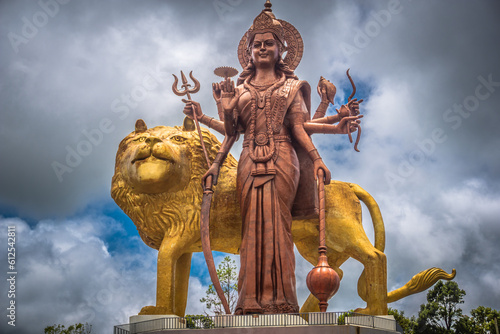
[346,315,396,331]
[115,314,401,334]
[149,325,399,334]
[129,315,186,334]
[213,314,308,327]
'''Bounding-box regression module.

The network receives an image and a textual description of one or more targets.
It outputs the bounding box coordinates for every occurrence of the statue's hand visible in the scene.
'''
[336,104,350,118]
[220,78,239,113]
[203,162,220,187]
[337,115,363,134]
[347,98,363,116]
[317,76,336,104]
[212,82,222,103]
[313,159,331,185]
[337,98,363,118]
[182,100,203,119]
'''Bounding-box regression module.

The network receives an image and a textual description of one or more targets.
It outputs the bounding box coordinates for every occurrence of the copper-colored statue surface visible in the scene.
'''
[184,2,362,315]
[111,0,456,318]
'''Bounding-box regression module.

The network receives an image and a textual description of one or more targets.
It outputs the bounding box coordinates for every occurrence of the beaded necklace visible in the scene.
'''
[244,73,286,163]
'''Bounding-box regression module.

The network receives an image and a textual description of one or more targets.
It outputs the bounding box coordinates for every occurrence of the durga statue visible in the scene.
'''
[183,0,362,315]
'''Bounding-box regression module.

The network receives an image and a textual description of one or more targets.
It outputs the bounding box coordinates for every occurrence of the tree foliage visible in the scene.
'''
[44,323,92,334]
[185,314,214,329]
[200,256,238,315]
[389,307,417,334]
[416,280,465,333]
[391,280,499,334]
[454,306,500,334]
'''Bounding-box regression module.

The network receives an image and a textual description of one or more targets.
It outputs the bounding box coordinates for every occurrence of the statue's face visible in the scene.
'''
[117,127,192,194]
[251,32,280,68]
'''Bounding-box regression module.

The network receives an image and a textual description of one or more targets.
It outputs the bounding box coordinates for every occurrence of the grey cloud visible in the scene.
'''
[0,217,157,334]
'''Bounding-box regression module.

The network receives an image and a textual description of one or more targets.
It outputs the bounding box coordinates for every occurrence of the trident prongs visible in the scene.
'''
[172,70,210,167]
[172,71,200,101]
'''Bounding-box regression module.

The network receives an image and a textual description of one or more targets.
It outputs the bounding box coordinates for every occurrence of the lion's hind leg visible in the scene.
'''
[346,231,388,315]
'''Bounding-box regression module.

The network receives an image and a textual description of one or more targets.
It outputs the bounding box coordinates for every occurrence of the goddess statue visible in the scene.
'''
[184,1,362,314]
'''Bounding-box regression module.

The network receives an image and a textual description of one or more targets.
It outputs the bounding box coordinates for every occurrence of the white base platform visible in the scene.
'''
[129,315,185,333]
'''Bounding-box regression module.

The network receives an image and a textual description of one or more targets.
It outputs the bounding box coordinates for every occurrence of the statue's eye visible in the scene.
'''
[170,135,187,144]
[134,136,147,142]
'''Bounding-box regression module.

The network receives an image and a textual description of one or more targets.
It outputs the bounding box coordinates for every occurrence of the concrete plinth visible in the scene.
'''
[213,314,308,327]
[115,313,401,334]
[129,314,186,334]
[150,325,399,334]
[346,315,396,331]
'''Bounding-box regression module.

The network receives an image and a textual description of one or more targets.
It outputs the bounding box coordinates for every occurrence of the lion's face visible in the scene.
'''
[116,120,194,194]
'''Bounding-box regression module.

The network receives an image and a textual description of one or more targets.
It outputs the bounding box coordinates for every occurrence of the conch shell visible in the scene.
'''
[317,76,336,104]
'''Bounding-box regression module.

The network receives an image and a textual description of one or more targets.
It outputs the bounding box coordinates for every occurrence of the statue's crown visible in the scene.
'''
[246,1,285,46]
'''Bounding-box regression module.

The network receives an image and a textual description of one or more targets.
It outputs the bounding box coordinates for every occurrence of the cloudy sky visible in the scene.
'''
[1,0,499,333]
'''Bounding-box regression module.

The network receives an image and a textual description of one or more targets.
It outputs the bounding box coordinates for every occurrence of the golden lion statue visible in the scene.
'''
[111,118,455,317]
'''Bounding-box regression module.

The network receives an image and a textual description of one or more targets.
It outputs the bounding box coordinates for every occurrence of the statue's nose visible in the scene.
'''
[146,136,161,146]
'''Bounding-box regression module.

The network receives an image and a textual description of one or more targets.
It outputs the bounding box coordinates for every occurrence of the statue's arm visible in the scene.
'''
[303,115,362,135]
[312,100,329,120]
[308,114,342,124]
[288,91,331,184]
[199,114,226,135]
[310,96,363,126]
[183,101,226,135]
[203,134,237,186]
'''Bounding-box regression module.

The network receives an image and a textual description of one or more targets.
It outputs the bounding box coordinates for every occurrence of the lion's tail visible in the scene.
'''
[348,183,456,304]
[348,183,385,252]
[387,267,456,303]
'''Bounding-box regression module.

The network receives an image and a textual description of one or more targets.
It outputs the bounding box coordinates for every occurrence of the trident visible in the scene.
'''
[172,71,211,168]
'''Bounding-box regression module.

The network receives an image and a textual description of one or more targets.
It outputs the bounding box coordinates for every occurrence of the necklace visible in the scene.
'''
[244,73,286,163]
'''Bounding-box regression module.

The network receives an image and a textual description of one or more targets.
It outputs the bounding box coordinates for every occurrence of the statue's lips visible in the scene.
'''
[131,155,170,164]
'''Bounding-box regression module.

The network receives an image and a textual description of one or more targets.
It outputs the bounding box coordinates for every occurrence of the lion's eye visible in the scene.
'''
[134,136,147,142]
[170,135,187,144]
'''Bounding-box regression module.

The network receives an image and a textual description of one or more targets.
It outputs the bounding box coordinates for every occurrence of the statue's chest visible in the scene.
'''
[237,84,292,132]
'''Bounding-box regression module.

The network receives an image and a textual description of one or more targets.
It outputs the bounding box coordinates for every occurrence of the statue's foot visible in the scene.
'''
[139,305,175,315]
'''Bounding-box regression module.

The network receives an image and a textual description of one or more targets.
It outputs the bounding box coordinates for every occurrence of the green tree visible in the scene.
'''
[200,256,238,315]
[44,322,92,334]
[389,307,417,334]
[454,307,500,333]
[416,280,465,333]
[469,306,499,333]
[185,314,214,329]
[454,314,474,334]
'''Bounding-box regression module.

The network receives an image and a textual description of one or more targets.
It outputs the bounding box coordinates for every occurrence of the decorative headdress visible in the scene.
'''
[237,0,304,71]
